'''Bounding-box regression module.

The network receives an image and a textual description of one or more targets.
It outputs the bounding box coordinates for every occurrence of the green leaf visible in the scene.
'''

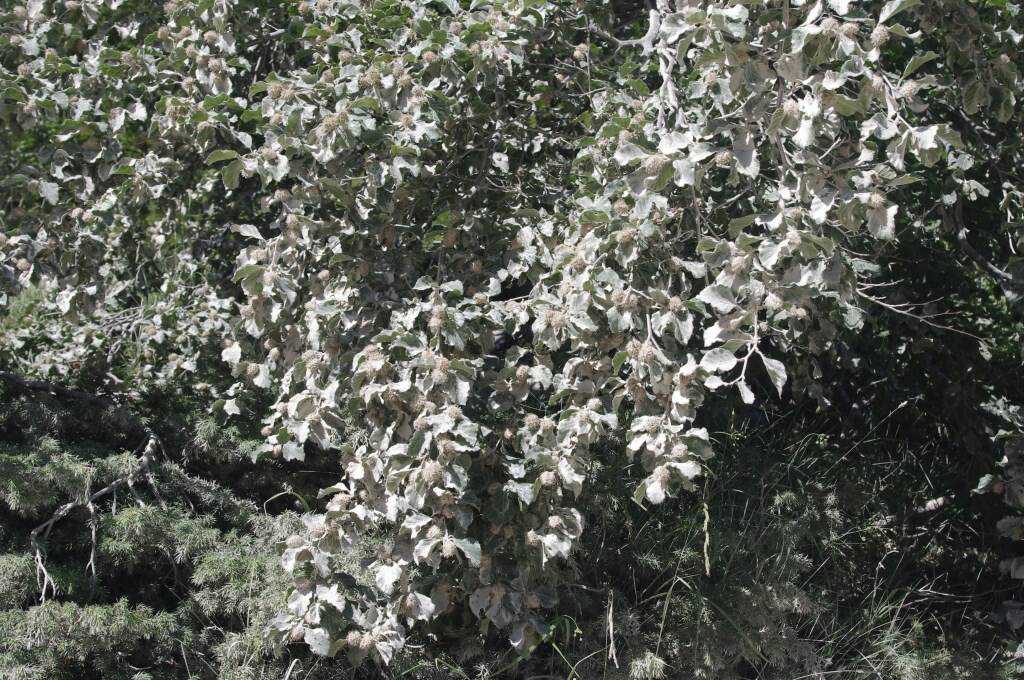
[233,264,263,282]
[240,109,265,124]
[612,351,629,374]
[580,209,609,224]
[422,230,446,252]
[351,97,381,112]
[879,0,920,24]
[433,210,457,227]
[222,159,242,189]
[728,214,757,238]
[902,51,938,79]
[833,94,866,117]
[2,87,27,103]
[889,174,920,187]
[407,431,427,459]
[203,94,235,110]
[627,79,650,96]
[206,149,239,165]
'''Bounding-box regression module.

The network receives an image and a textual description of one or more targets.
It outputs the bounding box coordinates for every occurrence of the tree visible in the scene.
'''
[1,0,1023,675]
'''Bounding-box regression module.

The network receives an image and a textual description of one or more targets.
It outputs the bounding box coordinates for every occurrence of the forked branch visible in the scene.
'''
[0,371,166,601]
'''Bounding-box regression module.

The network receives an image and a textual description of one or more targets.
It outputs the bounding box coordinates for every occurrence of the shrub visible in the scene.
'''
[1,0,1023,673]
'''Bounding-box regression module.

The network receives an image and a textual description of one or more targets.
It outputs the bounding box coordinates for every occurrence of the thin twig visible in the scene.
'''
[86,499,98,597]
[855,288,983,341]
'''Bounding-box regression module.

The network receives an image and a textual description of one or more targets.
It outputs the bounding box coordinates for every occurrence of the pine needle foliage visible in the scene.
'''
[0,384,361,679]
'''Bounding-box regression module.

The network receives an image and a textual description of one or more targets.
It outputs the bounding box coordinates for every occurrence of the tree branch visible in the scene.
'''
[0,371,112,408]
[31,430,164,602]
[0,370,168,601]
[855,287,983,341]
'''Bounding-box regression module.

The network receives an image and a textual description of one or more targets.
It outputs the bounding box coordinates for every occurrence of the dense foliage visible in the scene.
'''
[2,0,1024,677]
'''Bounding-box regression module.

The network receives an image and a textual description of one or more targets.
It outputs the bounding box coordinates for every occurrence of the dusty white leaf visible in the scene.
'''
[375,563,403,595]
[614,142,648,166]
[700,348,738,372]
[793,117,816,148]
[697,285,737,313]
[304,627,331,656]
[733,127,759,178]
[761,355,788,396]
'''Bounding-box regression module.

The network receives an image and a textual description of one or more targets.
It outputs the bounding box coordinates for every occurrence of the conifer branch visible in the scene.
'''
[30,432,164,602]
[0,371,167,601]
[0,371,111,407]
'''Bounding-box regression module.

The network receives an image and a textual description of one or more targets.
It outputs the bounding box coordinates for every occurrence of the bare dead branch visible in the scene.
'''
[957,229,1014,282]
[86,499,98,596]
[855,288,983,341]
